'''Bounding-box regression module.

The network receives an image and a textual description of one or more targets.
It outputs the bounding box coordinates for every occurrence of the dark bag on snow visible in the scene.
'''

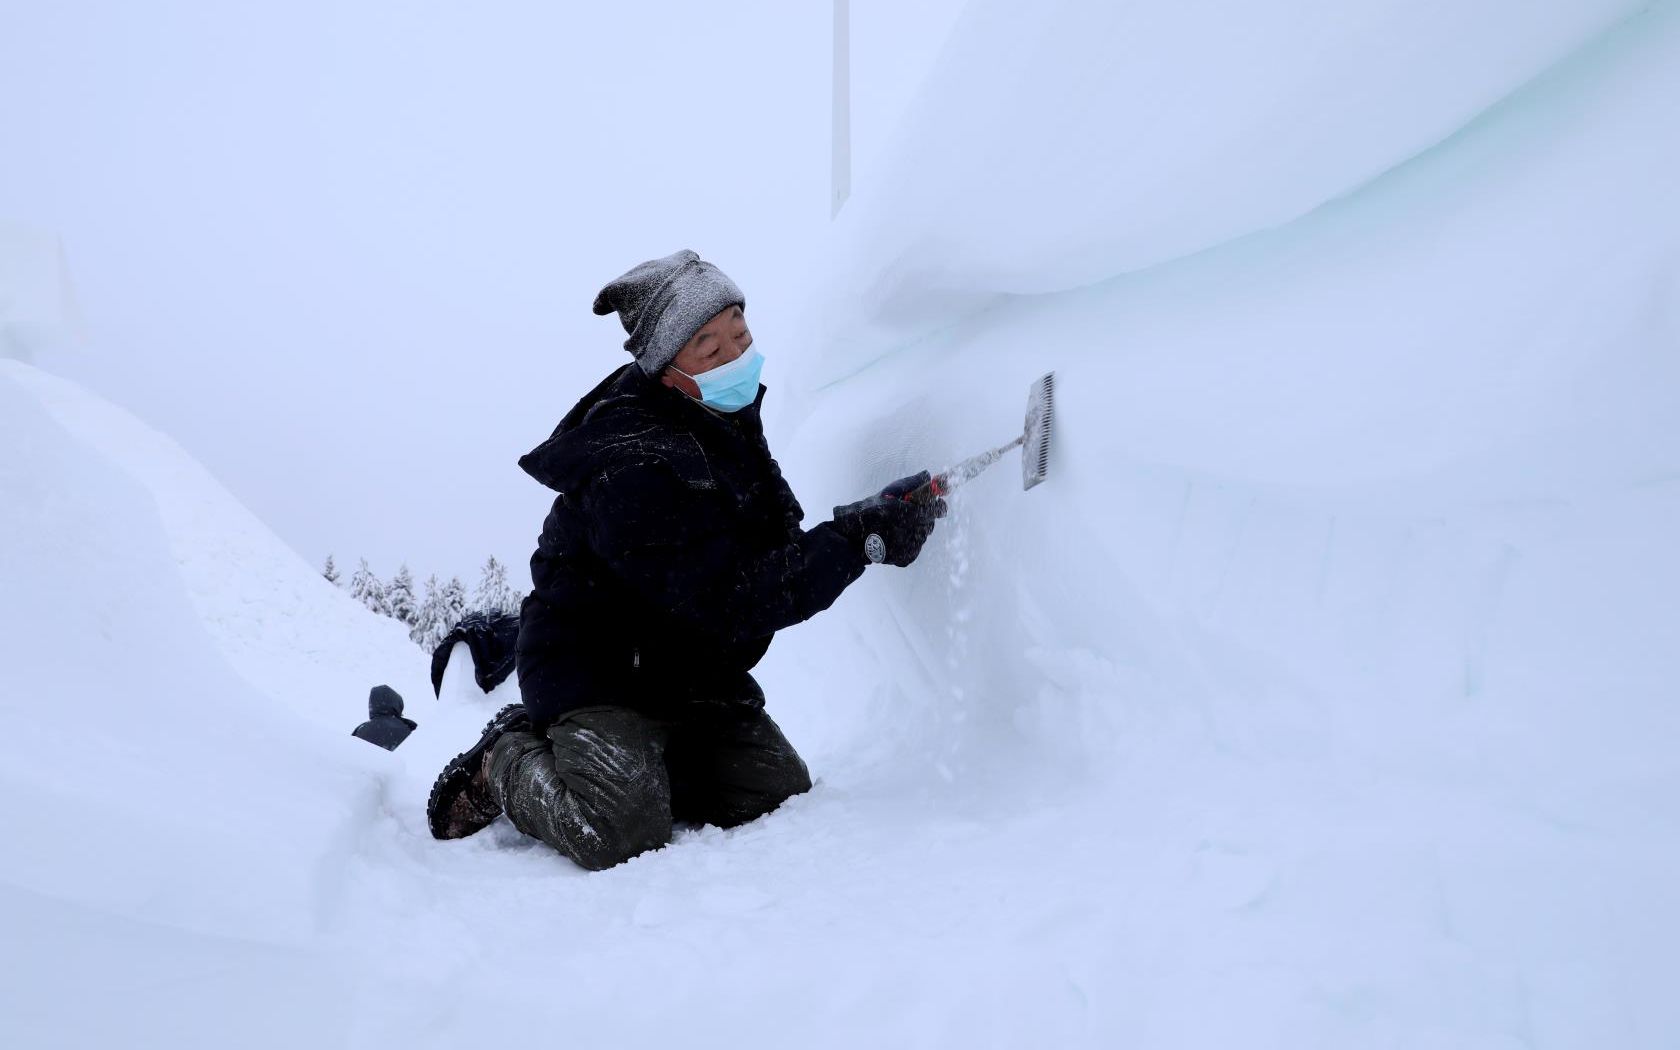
[430,610,522,696]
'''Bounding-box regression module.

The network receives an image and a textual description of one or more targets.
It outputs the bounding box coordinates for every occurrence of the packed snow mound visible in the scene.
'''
[4,361,431,726]
[0,363,405,1045]
[813,0,1645,364]
[1,359,549,1046]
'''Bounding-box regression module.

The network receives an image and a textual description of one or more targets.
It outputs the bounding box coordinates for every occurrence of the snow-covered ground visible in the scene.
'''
[5,1,1680,1046]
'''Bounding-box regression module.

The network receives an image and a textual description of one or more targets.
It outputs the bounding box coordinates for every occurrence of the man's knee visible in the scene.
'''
[750,713,814,804]
[490,711,674,869]
[710,750,812,828]
[544,711,674,868]
[568,800,672,870]
[518,763,673,870]
[768,753,813,804]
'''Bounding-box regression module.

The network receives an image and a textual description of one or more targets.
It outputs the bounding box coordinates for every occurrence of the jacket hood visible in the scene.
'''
[367,684,404,718]
[518,362,768,494]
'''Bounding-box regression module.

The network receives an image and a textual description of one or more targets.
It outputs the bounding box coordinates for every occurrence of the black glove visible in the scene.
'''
[830,470,949,567]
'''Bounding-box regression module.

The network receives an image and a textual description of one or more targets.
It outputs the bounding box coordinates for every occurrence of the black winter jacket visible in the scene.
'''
[515,363,866,729]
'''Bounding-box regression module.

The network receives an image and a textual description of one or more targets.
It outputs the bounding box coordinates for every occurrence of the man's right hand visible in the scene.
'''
[830,470,949,567]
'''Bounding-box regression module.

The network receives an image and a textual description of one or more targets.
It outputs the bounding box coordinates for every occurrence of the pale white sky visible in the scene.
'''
[1,0,964,585]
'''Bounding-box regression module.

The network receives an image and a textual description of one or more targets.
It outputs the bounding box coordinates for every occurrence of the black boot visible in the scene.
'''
[427,704,531,840]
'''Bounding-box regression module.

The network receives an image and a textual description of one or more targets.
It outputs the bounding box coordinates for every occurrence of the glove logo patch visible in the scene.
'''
[864,533,887,564]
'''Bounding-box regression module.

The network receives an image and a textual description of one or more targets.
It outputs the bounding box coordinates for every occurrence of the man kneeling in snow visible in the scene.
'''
[426,250,946,870]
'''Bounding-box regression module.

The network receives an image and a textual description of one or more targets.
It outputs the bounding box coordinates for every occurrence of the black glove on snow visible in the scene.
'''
[830,470,949,567]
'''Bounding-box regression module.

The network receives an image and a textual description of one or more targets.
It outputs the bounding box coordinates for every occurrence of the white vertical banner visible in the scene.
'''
[0,224,83,363]
[831,0,851,218]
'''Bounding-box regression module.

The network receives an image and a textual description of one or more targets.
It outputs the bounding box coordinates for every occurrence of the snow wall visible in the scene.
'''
[770,0,1680,1043]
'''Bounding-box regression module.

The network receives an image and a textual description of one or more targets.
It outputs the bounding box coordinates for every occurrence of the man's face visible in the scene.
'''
[660,305,751,397]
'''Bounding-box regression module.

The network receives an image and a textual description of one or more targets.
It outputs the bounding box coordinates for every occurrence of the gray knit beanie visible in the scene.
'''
[592,249,746,376]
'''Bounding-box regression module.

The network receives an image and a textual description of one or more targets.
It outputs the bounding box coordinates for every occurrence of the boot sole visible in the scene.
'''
[426,703,529,840]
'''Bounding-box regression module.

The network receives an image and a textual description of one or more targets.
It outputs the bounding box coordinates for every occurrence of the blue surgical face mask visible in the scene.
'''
[672,346,764,413]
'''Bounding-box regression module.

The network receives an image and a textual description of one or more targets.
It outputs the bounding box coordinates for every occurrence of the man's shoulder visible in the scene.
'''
[525,371,714,494]
[579,398,720,494]
[589,430,720,494]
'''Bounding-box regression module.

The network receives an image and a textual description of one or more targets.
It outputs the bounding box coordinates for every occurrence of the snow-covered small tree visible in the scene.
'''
[322,554,341,587]
[348,558,391,617]
[440,576,469,634]
[473,556,516,614]
[411,574,442,648]
[387,564,419,628]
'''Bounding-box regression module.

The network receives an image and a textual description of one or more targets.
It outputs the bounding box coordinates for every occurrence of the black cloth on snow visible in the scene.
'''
[515,363,867,730]
[428,610,522,697]
[487,699,812,871]
[352,684,417,751]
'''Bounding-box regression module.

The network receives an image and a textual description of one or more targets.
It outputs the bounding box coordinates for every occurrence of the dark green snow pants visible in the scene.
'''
[485,701,812,871]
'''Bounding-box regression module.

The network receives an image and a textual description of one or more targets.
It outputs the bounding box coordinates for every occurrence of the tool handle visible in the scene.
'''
[895,436,1021,505]
[897,474,948,506]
